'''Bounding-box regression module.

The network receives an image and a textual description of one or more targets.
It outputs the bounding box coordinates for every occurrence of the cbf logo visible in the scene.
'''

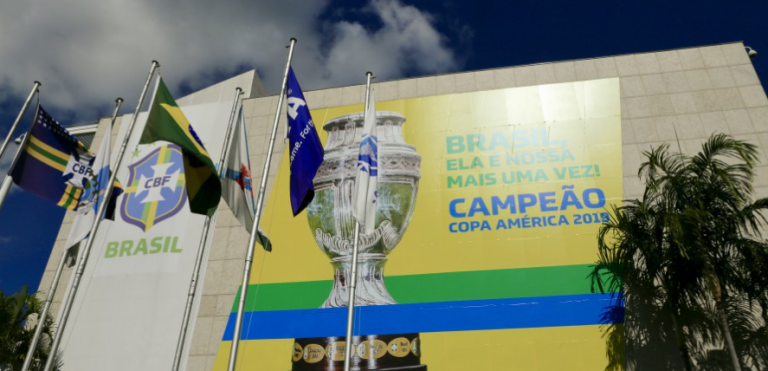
[120,144,187,232]
[63,149,95,188]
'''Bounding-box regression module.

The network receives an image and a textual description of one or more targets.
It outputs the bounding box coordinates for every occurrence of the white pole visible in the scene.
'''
[172,87,243,371]
[0,176,13,212]
[22,98,123,371]
[226,37,297,371]
[0,81,40,160]
[343,71,373,371]
[44,61,160,371]
[0,101,42,214]
[20,248,69,371]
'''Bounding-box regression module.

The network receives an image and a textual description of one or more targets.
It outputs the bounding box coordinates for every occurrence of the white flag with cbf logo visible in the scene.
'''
[353,88,378,235]
[64,119,123,262]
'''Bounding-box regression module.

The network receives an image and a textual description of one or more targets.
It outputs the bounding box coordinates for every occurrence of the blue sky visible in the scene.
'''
[1,0,767,295]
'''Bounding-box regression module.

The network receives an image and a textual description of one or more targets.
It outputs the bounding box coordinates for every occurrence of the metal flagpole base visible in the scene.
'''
[291,333,427,371]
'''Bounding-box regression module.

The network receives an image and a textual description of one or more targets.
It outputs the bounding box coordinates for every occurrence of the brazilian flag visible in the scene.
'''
[140,77,221,216]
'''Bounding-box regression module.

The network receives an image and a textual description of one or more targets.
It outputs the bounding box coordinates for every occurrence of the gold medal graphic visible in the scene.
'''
[387,337,411,358]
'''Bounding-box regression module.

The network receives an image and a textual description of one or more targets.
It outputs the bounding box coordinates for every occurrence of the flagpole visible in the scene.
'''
[342,71,373,371]
[0,81,40,160]
[172,87,243,371]
[226,37,297,371]
[44,61,160,371]
[0,82,41,213]
[20,248,68,371]
[22,98,123,371]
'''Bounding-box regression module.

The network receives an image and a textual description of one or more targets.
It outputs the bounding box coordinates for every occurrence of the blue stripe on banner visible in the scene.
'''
[221,293,621,341]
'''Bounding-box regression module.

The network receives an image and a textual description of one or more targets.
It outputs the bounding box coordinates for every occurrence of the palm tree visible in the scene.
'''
[697,293,768,370]
[0,286,61,371]
[590,134,768,371]
[591,200,706,371]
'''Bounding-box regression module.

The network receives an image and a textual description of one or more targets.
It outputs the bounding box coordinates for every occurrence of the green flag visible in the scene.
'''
[140,77,221,216]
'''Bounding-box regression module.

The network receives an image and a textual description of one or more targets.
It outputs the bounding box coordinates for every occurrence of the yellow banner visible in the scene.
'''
[215,78,622,371]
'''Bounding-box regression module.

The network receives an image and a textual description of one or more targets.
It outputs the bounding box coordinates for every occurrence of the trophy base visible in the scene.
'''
[291,366,426,371]
[291,333,426,371]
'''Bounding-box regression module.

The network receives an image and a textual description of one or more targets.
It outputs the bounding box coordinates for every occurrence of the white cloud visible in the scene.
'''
[319,0,459,86]
[0,0,463,122]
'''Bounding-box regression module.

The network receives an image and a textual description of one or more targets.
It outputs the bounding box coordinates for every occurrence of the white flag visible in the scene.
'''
[353,88,378,234]
[221,106,272,251]
[222,106,257,232]
[64,120,114,258]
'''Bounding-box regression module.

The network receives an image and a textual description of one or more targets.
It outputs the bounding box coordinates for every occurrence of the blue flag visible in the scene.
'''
[286,67,324,216]
[10,105,123,217]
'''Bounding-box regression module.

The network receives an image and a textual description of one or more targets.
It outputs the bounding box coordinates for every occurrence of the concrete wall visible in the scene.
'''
[39,42,768,370]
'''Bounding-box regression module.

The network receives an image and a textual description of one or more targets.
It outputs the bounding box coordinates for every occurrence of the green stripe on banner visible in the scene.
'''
[233,280,333,312]
[232,264,611,313]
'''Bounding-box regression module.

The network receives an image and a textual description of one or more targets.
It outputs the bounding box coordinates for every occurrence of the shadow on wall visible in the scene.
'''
[600,289,768,370]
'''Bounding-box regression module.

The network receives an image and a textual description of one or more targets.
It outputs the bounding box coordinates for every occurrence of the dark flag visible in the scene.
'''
[10,105,123,217]
[286,67,324,216]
